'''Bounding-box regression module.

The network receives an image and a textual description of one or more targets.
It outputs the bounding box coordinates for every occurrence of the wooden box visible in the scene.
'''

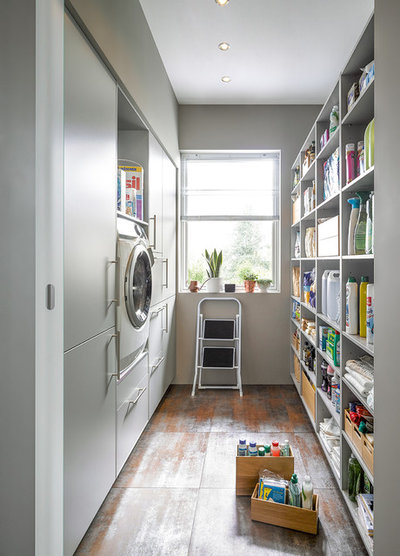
[318,215,339,257]
[251,483,319,535]
[352,424,364,455]
[344,409,354,439]
[236,446,294,496]
[294,354,301,383]
[362,436,374,474]
[301,371,316,419]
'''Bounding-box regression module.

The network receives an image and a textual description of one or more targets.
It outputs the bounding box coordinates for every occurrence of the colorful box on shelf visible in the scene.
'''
[251,483,319,535]
[318,216,339,257]
[301,370,316,419]
[236,446,294,496]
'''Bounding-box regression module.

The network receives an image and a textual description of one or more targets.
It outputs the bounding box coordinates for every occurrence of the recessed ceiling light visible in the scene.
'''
[221,76,231,83]
[218,42,230,52]
[215,0,230,6]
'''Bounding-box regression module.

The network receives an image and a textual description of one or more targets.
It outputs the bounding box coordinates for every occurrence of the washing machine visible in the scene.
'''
[117,217,154,376]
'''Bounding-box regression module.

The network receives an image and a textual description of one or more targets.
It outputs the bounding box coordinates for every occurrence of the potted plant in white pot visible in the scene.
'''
[257,278,272,292]
[203,248,223,293]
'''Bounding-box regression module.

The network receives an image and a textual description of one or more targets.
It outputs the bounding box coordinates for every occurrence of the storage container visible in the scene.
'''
[294,355,301,383]
[251,484,319,534]
[236,446,294,496]
[301,371,316,419]
[362,436,374,474]
[326,271,341,323]
[318,216,340,257]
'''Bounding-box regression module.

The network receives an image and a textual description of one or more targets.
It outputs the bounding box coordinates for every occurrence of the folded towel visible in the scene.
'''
[345,368,374,390]
[344,373,372,397]
[346,358,374,380]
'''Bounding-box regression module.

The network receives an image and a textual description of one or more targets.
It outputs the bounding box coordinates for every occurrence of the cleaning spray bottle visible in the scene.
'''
[347,198,360,255]
[354,192,370,255]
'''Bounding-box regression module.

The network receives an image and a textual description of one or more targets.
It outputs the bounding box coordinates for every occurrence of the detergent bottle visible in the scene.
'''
[346,276,358,335]
[359,276,369,337]
[347,198,360,256]
[354,192,369,255]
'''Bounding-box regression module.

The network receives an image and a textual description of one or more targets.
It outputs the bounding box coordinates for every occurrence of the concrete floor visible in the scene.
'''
[75,385,367,555]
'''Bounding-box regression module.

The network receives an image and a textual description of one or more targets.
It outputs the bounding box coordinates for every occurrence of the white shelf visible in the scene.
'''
[290,372,301,396]
[291,295,301,302]
[317,387,340,425]
[117,211,148,227]
[290,317,300,329]
[342,375,374,416]
[341,490,374,556]
[342,431,374,485]
[342,78,374,126]
[301,302,316,315]
[301,360,316,385]
[301,328,316,347]
[291,344,300,359]
[342,166,374,194]
[318,433,341,485]
[301,158,316,182]
[317,126,340,161]
[317,348,341,375]
[342,331,374,356]
[317,312,341,331]
[342,254,374,260]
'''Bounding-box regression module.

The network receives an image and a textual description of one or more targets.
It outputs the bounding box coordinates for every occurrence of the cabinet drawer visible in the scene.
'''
[149,302,167,363]
[117,353,148,407]
[116,370,149,474]
[149,355,168,417]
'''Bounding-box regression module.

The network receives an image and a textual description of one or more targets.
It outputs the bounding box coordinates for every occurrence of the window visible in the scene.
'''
[180,151,281,291]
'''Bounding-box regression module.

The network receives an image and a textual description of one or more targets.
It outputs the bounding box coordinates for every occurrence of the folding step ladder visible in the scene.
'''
[191,297,242,396]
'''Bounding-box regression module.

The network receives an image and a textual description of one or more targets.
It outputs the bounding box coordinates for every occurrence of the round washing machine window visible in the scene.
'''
[125,244,152,329]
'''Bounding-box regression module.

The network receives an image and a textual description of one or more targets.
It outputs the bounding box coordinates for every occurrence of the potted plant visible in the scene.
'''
[238,266,258,293]
[187,263,206,293]
[203,248,223,293]
[257,278,272,292]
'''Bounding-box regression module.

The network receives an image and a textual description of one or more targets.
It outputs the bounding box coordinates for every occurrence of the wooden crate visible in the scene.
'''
[236,446,294,496]
[301,371,316,419]
[362,436,374,474]
[352,424,364,455]
[251,483,319,535]
[344,409,354,439]
[294,354,301,383]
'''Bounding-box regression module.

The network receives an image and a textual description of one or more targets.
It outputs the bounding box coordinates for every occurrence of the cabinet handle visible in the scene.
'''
[151,306,164,317]
[162,258,169,288]
[162,303,169,333]
[127,387,147,408]
[150,356,165,376]
[109,333,120,381]
[149,214,157,250]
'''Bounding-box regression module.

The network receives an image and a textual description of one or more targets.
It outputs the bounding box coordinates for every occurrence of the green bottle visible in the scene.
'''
[348,454,362,502]
[366,192,374,255]
[354,192,369,255]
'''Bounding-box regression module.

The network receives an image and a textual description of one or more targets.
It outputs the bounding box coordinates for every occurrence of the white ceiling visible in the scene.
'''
[139,0,374,105]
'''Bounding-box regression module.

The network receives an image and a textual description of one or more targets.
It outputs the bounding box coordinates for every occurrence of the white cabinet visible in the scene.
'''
[64,14,117,351]
[161,151,177,300]
[64,328,116,556]
[116,354,149,475]
[148,296,176,417]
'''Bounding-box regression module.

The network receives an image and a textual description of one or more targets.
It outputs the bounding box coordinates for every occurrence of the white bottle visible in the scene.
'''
[346,276,358,334]
[366,284,374,345]
[321,270,331,316]
[347,198,360,256]
[327,271,340,323]
[301,475,314,510]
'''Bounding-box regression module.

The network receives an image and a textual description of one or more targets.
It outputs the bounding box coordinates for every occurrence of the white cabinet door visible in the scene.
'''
[148,135,164,306]
[116,355,149,474]
[64,15,117,351]
[163,296,176,387]
[64,328,116,556]
[162,152,177,299]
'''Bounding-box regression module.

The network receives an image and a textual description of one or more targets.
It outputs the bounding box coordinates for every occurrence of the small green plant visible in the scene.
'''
[238,264,257,282]
[203,249,223,278]
[257,279,272,287]
[243,272,258,281]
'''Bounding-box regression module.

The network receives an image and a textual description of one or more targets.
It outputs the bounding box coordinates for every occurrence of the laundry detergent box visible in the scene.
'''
[258,478,286,504]
[118,163,143,220]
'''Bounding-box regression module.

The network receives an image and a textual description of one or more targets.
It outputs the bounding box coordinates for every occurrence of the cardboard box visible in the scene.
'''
[318,216,339,257]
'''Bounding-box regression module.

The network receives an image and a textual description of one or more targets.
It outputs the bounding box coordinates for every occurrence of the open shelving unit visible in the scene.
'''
[289,15,374,555]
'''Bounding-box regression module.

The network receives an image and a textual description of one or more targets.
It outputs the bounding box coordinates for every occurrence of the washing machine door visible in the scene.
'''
[125,243,152,329]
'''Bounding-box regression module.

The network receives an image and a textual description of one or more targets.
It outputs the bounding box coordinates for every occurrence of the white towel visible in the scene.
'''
[344,373,371,397]
[345,368,374,391]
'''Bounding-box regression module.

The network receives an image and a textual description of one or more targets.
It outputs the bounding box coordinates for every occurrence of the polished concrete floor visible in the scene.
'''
[75,385,367,555]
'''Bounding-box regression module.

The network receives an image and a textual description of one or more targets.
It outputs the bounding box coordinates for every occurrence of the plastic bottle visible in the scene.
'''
[271,440,280,457]
[354,191,369,255]
[258,447,265,456]
[321,270,331,316]
[346,276,358,334]
[348,455,362,502]
[347,198,360,256]
[335,383,341,414]
[248,441,257,456]
[238,438,247,456]
[364,118,375,170]
[327,364,335,400]
[366,192,374,255]
[331,375,339,405]
[356,141,365,176]
[301,476,314,510]
[366,284,374,345]
[327,271,341,323]
[281,439,290,457]
[359,276,369,337]
[329,105,339,135]
[345,143,355,184]
[288,474,301,507]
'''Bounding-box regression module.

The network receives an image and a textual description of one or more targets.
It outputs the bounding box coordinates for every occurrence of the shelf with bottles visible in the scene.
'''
[317,347,341,375]
[342,165,374,194]
[317,125,340,162]
[117,161,144,222]
[301,327,316,348]
[342,77,374,126]
[316,312,341,332]
[343,430,374,485]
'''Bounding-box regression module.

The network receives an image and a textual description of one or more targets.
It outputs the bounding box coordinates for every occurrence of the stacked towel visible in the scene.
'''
[345,355,374,398]
[344,373,372,397]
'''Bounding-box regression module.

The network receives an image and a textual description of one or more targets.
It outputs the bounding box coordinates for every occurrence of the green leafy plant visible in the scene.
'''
[203,249,223,278]
[238,264,257,282]
[243,272,258,281]
[257,279,272,287]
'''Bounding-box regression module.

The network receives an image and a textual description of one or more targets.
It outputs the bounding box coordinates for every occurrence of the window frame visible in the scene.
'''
[180,150,281,293]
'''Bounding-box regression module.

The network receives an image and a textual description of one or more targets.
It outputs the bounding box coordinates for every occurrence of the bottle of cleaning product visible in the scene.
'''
[329,105,339,135]
[345,143,356,184]
[359,276,369,337]
[281,439,290,457]
[347,198,360,255]
[366,283,374,345]
[354,191,369,255]
[364,118,375,170]
[288,474,301,507]
[301,476,314,510]
[327,271,341,323]
[366,192,374,254]
[321,270,331,316]
[346,276,358,334]
[348,455,362,502]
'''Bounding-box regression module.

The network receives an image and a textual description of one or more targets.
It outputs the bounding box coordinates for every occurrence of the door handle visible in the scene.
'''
[149,214,157,250]
[162,258,169,288]
[162,303,169,334]
[109,333,120,381]
[150,356,165,376]
[127,386,147,408]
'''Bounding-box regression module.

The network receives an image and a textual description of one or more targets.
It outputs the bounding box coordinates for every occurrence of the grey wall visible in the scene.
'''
[68,0,179,163]
[176,104,320,384]
[374,2,400,553]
